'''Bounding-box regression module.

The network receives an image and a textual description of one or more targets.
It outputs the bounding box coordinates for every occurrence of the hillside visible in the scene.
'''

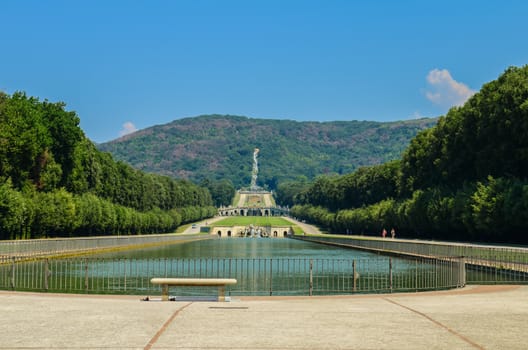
[98,116,437,189]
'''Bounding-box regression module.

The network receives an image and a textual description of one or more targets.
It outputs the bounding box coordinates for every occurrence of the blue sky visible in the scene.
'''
[1,0,527,143]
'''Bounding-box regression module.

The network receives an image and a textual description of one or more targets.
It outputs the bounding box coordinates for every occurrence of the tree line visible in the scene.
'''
[0,92,215,240]
[282,66,528,244]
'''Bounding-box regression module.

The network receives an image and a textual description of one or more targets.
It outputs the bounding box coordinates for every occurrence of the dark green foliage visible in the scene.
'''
[200,179,236,207]
[0,92,214,239]
[400,66,528,193]
[98,115,437,190]
[275,177,311,207]
[290,161,400,211]
[295,177,528,243]
[291,65,528,244]
[0,180,30,239]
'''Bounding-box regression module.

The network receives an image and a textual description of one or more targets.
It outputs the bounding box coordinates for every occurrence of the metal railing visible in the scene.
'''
[296,236,528,284]
[0,256,464,296]
[4,233,524,295]
[0,234,207,261]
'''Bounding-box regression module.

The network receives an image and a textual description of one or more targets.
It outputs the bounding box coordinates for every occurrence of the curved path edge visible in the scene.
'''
[1,285,526,349]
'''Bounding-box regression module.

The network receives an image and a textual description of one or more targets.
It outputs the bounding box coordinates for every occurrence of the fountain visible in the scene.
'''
[217,147,290,217]
[250,148,260,191]
[237,224,269,238]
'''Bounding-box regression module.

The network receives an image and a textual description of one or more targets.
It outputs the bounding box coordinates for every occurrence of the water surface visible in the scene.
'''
[95,237,381,260]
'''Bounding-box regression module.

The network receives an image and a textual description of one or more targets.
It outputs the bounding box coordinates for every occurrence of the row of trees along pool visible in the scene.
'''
[278,66,528,245]
[0,92,216,240]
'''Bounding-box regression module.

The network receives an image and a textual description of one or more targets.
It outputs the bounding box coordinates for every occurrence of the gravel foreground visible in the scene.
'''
[1,285,526,350]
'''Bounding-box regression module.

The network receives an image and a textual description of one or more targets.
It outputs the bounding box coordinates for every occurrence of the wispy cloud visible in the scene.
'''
[410,111,428,119]
[425,69,475,107]
[119,121,138,137]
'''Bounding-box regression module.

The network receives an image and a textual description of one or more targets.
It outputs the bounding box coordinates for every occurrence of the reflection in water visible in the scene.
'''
[94,237,378,260]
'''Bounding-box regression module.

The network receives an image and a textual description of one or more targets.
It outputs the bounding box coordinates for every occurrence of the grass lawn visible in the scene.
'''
[175,223,191,233]
[213,217,294,227]
[291,226,305,235]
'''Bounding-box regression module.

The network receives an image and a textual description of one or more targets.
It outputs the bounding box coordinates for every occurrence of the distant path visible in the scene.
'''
[282,217,323,235]
[262,193,273,206]
[237,193,247,206]
[181,216,225,235]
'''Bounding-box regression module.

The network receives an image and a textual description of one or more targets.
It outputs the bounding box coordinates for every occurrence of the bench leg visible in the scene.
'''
[218,286,226,302]
[161,284,169,301]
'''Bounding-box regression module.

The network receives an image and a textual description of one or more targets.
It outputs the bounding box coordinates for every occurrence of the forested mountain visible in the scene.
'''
[98,116,437,190]
[288,65,528,244]
[0,92,215,240]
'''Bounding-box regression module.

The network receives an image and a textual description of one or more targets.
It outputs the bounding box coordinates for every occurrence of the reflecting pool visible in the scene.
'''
[94,237,381,260]
[1,237,464,296]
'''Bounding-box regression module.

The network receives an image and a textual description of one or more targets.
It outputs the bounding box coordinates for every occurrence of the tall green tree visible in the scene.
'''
[292,65,528,244]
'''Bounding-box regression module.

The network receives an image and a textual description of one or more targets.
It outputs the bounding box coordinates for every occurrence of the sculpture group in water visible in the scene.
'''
[238,224,269,238]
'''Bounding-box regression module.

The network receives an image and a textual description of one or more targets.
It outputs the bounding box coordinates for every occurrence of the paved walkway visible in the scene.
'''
[181,216,226,235]
[236,192,247,207]
[1,285,527,349]
[283,216,323,235]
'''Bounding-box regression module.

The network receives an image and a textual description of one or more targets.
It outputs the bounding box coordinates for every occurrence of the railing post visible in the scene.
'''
[269,258,273,296]
[458,256,466,288]
[84,259,89,291]
[389,258,393,292]
[415,259,418,292]
[435,259,438,289]
[352,260,357,292]
[10,257,15,290]
[44,259,50,291]
[309,259,313,296]
[124,259,127,292]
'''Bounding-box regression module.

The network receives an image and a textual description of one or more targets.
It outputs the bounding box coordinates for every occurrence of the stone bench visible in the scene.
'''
[150,278,237,301]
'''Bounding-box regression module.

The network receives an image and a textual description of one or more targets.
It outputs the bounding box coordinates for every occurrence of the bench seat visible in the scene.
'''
[150,278,237,301]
